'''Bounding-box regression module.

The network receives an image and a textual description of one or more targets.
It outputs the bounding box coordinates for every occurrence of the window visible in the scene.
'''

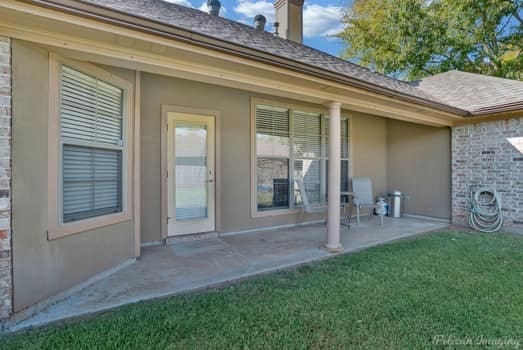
[325,118,350,194]
[60,65,125,223]
[254,102,350,213]
[293,111,322,205]
[255,105,290,211]
[47,55,133,240]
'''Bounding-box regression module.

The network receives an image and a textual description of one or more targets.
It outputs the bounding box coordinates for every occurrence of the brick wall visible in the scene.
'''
[0,36,11,319]
[452,118,523,231]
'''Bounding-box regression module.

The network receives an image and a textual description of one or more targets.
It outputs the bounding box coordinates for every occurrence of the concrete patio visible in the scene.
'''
[10,216,448,332]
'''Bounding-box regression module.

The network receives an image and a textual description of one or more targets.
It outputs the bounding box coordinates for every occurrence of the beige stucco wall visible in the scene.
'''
[140,73,392,242]
[11,40,135,311]
[141,73,325,242]
[351,113,388,197]
[386,119,451,219]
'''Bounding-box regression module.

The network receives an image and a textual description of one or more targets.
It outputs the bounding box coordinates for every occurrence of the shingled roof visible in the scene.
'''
[74,0,522,116]
[412,71,523,115]
[78,0,439,101]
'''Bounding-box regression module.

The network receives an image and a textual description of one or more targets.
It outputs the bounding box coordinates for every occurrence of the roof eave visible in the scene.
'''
[470,102,523,116]
[23,0,469,117]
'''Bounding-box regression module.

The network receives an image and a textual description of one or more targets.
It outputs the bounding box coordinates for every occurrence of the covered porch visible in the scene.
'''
[5,5,453,324]
[12,216,448,331]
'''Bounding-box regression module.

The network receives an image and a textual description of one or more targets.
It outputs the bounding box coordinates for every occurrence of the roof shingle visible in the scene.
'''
[77,0,438,102]
[412,71,523,114]
[75,0,523,115]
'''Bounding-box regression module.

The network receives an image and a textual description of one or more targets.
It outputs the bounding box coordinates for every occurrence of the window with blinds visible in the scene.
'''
[292,111,321,205]
[255,104,350,212]
[60,65,125,223]
[325,119,350,192]
[255,105,290,157]
[255,105,290,210]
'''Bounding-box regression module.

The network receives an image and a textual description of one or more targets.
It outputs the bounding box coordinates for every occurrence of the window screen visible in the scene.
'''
[60,65,124,223]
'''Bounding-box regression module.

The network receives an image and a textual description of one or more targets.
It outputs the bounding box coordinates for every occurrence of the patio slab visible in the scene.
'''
[10,216,448,332]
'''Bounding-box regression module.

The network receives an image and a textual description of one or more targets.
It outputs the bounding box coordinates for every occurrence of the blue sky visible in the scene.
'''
[163,0,352,56]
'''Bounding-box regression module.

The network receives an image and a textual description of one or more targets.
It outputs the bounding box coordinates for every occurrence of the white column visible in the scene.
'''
[326,102,343,252]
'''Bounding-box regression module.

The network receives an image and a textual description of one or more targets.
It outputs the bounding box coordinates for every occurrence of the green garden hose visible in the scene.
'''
[468,187,503,233]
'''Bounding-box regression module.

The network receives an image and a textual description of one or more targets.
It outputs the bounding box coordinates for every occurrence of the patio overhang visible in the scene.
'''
[0,0,467,127]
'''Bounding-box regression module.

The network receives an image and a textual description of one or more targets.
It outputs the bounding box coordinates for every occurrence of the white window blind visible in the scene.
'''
[255,105,290,210]
[255,105,290,157]
[255,103,351,212]
[324,119,350,158]
[63,145,122,222]
[292,111,321,204]
[61,66,123,145]
[60,65,125,223]
[292,111,321,158]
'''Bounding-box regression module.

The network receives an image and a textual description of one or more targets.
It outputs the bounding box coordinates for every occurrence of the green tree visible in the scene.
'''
[338,0,523,80]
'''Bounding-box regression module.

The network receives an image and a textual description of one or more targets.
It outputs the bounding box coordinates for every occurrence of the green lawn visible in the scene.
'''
[3,232,523,349]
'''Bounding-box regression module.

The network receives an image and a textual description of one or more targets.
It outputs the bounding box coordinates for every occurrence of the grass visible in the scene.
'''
[2,231,523,349]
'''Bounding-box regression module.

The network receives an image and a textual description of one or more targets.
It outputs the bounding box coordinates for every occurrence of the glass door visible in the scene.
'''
[167,113,215,235]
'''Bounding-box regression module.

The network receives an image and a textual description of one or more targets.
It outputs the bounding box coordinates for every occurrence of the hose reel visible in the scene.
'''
[468,187,503,233]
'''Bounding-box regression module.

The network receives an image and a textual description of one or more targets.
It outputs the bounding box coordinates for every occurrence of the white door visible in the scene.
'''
[167,113,215,236]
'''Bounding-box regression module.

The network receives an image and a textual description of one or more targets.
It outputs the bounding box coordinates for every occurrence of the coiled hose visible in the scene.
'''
[468,188,503,233]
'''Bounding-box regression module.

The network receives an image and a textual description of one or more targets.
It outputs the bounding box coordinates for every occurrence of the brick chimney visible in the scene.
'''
[274,0,304,43]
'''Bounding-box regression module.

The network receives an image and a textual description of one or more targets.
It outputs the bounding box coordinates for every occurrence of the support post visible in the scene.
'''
[133,71,141,258]
[326,102,343,252]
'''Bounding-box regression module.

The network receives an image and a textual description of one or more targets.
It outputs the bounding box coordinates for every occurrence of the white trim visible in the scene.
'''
[47,52,134,240]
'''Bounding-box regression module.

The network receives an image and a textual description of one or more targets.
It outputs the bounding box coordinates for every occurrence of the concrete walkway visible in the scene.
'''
[11,216,447,331]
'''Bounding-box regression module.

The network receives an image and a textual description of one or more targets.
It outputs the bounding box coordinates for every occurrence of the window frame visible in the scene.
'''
[47,53,134,240]
[250,97,351,218]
